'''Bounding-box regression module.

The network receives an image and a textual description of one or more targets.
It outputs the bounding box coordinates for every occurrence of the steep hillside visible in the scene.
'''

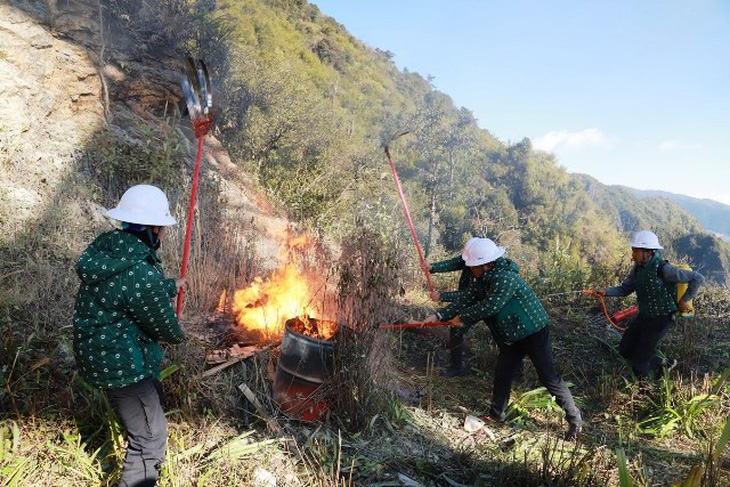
[2,3,730,487]
[674,233,730,288]
[204,0,728,283]
[574,175,706,244]
[4,0,728,288]
[1,0,286,266]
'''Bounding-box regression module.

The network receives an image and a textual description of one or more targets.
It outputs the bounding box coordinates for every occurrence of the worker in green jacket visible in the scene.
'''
[421,237,477,377]
[72,184,186,487]
[423,238,582,440]
[588,230,704,379]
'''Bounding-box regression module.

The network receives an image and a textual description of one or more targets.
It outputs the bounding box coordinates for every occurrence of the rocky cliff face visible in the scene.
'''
[1,2,104,225]
[1,0,177,227]
[1,1,286,267]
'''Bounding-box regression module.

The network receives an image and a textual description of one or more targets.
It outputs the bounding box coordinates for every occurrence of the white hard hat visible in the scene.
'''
[461,237,479,256]
[462,237,505,266]
[629,230,663,250]
[106,185,177,226]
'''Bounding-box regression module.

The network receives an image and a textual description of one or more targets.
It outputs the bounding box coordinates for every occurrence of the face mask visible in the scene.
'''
[122,222,160,249]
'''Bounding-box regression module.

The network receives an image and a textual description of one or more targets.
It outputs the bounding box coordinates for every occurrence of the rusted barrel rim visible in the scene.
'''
[284,317,339,344]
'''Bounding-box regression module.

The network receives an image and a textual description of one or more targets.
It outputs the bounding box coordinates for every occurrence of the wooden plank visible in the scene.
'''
[200,343,275,378]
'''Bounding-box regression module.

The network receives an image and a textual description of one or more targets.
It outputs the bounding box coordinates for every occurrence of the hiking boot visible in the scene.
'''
[484,407,507,424]
[565,423,582,441]
[441,366,470,378]
[651,357,678,380]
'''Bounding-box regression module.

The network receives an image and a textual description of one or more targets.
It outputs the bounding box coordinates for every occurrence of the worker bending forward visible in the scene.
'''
[424,238,582,440]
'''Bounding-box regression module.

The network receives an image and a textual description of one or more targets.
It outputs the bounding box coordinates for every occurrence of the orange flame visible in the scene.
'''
[226,233,338,341]
[286,316,339,341]
[231,264,314,340]
[216,289,227,312]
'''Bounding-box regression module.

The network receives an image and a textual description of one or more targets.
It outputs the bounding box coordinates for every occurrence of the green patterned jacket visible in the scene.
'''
[72,230,184,389]
[436,257,548,344]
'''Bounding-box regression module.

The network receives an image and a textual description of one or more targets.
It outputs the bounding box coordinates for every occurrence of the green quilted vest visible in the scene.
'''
[635,254,677,319]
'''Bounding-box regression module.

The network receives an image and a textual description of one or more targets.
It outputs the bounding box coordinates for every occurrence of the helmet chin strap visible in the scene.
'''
[146,227,161,250]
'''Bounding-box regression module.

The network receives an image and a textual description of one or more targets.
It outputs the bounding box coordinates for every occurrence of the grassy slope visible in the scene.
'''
[2,2,730,486]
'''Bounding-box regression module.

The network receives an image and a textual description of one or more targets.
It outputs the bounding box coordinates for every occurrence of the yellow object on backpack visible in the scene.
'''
[675,263,694,319]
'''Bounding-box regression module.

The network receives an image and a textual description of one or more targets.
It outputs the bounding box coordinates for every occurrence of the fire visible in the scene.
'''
[286,316,339,341]
[231,264,313,340]
[227,234,337,341]
[216,289,227,312]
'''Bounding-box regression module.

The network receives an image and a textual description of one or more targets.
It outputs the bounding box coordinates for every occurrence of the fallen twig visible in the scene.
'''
[238,382,283,434]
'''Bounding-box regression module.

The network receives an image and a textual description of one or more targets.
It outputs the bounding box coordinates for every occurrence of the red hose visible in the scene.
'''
[384,145,435,295]
[176,134,205,316]
[583,290,630,332]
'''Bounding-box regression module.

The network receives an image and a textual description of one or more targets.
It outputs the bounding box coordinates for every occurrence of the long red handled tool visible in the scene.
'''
[380,322,458,330]
[176,57,213,316]
[384,131,435,295]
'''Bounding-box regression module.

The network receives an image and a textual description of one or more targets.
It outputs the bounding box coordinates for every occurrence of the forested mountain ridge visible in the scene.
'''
[4,3,730,485]
[629,187,730,241]
[3,0,729,285]
[208,0,730,284]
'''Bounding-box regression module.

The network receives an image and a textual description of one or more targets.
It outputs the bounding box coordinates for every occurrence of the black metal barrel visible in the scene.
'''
[272,317,336,420]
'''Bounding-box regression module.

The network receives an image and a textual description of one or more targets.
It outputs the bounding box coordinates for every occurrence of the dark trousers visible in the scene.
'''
[448,273,474,369]
[107,378,167,487]
[448,324,472,368]
[489,326,581,427]
[619,313,673,378]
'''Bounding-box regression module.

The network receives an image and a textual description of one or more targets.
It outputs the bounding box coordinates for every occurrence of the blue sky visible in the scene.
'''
[312,1,730,205]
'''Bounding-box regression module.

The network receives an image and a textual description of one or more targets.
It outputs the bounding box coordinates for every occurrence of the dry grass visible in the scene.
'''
[2,152,730,485]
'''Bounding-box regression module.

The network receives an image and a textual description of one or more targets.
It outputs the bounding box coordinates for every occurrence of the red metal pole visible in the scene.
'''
[380,322,456,330]
[176,134,205,316]
[384,145,435,295]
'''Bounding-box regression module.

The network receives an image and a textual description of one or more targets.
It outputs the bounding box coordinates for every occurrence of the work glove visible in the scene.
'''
[422,314,463,327]
[176,277,189,292]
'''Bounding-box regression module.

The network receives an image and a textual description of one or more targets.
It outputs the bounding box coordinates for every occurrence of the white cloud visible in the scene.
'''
[657,140,678,151]
[533,128,612,153]
[657,140,704,151]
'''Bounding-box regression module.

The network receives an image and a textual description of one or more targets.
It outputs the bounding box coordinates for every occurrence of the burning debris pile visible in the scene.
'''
[230,263,316,340]
[284,316,338,341]
[208,234,341,420]
[217,234,337,343]
[204,228,399,425]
